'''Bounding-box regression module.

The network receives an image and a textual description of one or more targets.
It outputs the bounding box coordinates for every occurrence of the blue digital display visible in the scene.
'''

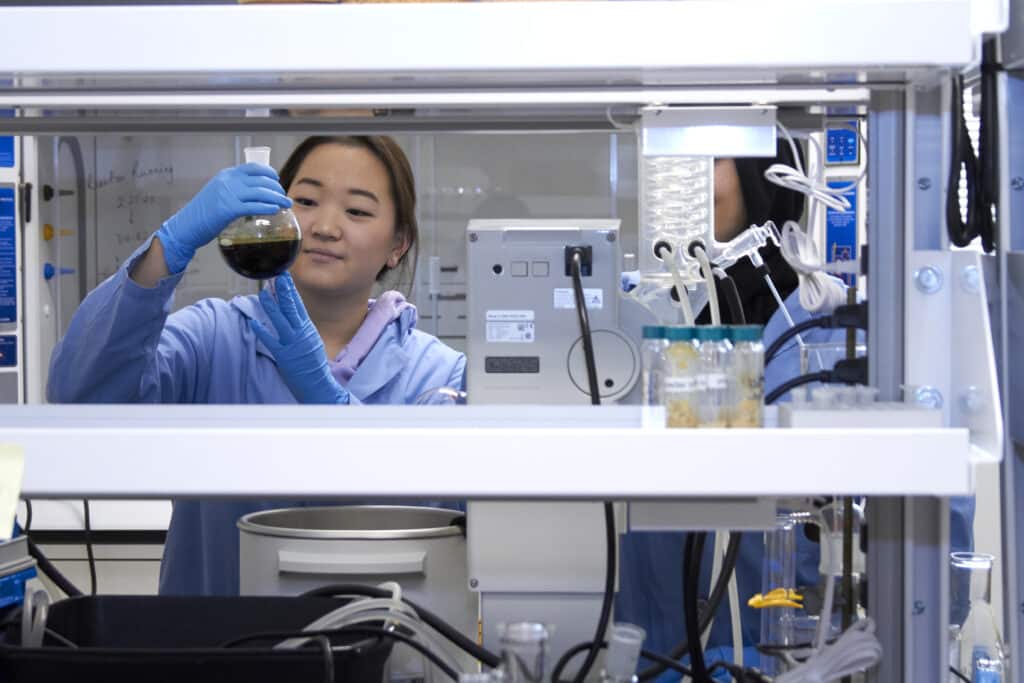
[0,187,15,323]
[826,123,859,165]
[826,180,857,286]
[0,336,14,367]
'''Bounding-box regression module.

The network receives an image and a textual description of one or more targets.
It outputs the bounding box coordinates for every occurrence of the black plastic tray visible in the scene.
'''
[0,595,392,683]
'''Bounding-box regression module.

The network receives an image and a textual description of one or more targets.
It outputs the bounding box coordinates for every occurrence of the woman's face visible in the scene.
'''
[287,143,407,298]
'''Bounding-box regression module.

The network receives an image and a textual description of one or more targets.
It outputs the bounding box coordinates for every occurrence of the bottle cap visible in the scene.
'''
[665,326,697,342]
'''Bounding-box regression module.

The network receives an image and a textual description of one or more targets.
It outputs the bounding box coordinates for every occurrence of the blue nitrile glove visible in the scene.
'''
[250,272,351,405]
[156,163,292,274]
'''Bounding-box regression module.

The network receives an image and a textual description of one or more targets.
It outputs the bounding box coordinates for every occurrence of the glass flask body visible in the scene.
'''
[218,146,302,280]
[951,552,1008,682]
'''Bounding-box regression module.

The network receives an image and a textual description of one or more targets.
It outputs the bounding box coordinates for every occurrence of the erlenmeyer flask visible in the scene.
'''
[218,146,302,280]
[951,552,1008,682]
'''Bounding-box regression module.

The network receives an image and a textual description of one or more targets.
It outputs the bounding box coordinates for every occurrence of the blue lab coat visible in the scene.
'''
[47,237,466,595]
[613,285,976,679]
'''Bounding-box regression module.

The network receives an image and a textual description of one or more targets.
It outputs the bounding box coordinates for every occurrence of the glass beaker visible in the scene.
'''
[951,552,1008,682]
[498,622,549,683]
[218,146,302,280]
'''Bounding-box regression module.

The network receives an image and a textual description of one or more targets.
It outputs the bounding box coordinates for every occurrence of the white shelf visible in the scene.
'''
[3,405,972,499]
[0,1,976,96]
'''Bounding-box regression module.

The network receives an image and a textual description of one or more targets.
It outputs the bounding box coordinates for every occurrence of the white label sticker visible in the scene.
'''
[487,321,535,343]
[487,310,535,322]
[553,288,604,310]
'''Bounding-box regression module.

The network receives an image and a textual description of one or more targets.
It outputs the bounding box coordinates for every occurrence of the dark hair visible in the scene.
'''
[279,136,418,292]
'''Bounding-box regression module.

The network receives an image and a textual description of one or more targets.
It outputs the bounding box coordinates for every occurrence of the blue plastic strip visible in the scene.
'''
[825,181,858,286]
[0,565,37,609]
[0,187,14,323]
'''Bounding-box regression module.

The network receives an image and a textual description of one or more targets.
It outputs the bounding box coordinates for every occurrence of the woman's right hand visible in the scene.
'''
[155,163,292,274]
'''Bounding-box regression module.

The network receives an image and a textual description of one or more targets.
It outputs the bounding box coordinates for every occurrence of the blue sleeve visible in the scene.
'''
[950,495,975,553]
[47,236,213,404]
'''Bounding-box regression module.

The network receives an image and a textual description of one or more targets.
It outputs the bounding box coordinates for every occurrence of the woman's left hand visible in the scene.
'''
[250,272,351,404]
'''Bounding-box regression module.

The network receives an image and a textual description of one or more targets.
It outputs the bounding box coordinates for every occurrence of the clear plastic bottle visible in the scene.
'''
[664,326,699,428]
[728,325,765,427]
[218,146,302,280]
[951,552,1008,682]
[695,326,733,428]
[640,325,668,428]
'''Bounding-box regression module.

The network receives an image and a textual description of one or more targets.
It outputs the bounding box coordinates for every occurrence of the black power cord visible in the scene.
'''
[764,357,868,405]
[950,665,972,683]
[300,584,501,668]
[764,304,868,366]
[566,247,616,683]
[82,500,97,595]
[636,533,742,681]
[569,250,600,406]
[26,536,83,598]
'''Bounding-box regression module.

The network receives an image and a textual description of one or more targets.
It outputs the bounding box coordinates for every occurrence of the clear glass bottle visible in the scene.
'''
[728,325,765,427]
[218,146,302,280]
[760,512,800,676]
[951,552,1008,682]
[695,326,733,428]
[664,326,699,428]
[640,325,668,428]
[498,622,549,683]
[601,623,646,683]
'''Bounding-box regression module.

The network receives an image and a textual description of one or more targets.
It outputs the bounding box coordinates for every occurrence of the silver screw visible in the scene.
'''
[1012,177,1024,191]
[959,386,984,415]
[917,178,932,191]
[914,266,943,294]
[606,232,617,243]
[468,233,478,243]
[469,578,479,589]
[961,265,981,294]
[914,386,944,409]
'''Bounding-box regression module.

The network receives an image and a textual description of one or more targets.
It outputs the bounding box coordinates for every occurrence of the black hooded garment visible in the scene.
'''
[695,141,806,326]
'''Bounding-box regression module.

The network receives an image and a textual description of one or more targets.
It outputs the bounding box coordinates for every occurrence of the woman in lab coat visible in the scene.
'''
[47,136,465,595]
[615,150,976,678]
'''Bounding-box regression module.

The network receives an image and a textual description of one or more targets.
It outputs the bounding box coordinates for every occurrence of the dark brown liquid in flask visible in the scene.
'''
[219,237,301,279]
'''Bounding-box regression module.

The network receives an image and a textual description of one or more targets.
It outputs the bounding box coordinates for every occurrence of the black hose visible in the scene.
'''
[764,370,831,405]
[764,317,828,366]
[299,583,501,668]
[551,641,696,683]
[220,625,459,682]
[683,533,710,681]
[637,533,742,681]
[718,275,747,325]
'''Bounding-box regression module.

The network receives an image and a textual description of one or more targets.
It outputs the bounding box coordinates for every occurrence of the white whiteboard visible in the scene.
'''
[90,135,256,310]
